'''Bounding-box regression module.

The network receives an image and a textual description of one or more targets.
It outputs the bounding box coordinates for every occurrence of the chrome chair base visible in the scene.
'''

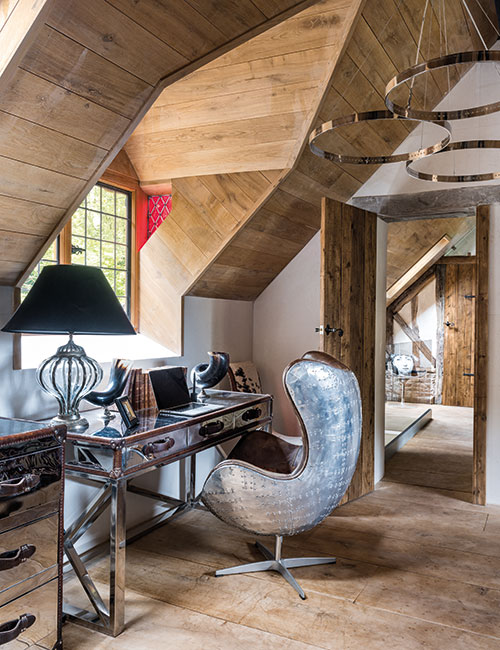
[215,535,336,600]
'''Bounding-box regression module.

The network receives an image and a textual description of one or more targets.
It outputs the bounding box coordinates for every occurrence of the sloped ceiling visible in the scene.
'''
[386,216,476,289]
[125,0,356,182]
[187,0,498,300]
[0,0,318,287]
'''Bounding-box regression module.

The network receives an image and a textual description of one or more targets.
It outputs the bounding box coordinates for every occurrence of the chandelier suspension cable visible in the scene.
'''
[461,0,488,49]
[322,0,405,123]
[471,0,500,37]
[407,0,430,113]
[308,0,455,166]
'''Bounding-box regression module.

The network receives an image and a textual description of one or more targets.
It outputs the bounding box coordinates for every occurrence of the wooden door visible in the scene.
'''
[320,199,377,503]
[442,262,476,407]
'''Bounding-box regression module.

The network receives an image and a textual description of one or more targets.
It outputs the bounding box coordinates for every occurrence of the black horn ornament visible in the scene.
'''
[191,352,229,399]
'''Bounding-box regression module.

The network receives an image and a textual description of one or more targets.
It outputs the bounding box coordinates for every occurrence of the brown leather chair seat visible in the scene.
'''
[228,430,303,474]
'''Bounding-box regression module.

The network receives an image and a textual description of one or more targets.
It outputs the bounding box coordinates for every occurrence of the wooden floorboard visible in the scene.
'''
[63,404,500,648]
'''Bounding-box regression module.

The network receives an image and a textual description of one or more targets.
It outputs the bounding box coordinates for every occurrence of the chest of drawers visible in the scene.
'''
[0,418,65,649]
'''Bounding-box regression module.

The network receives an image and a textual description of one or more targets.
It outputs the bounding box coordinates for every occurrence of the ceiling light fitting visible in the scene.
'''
[308,0,500,183]
[406,140,500,182]
[385,50,500,122]
[309,110,452,165]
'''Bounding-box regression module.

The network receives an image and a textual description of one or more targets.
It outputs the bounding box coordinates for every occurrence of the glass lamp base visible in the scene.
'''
[50,413,90,433]
[37,334,103,433]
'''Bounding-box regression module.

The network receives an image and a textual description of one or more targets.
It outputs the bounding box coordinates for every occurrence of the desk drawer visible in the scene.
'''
[0,578,58,648]
[234,402,271,430]
[0,515,58,600]
[0,448,62,529]
[188,413,234,446]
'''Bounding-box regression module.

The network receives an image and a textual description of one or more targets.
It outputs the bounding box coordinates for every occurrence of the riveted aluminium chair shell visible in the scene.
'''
[201,351,362,597]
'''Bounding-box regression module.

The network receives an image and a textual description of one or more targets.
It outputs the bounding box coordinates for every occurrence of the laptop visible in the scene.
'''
[148,366,222,417]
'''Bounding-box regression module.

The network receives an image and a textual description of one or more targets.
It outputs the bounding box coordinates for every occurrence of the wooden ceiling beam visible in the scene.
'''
[389,265,437,314]
[386,236,452,307]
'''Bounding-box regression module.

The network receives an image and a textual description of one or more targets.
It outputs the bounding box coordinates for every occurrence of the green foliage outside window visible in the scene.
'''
[22,183,131,313]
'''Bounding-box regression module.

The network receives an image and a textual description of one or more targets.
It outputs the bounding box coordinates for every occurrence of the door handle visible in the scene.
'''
[315,324,343,337]
[463,373,475,377]
[444,321,455,327]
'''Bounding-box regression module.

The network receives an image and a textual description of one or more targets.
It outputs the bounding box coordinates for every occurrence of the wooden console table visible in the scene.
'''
[62,390,272,637]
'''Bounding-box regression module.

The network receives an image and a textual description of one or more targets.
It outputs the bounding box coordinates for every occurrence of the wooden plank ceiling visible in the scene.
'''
[137,0,364,352]
[181,0,496,300]
[386,216,475,289]
[0,0,318,287]
[125,0,355,182]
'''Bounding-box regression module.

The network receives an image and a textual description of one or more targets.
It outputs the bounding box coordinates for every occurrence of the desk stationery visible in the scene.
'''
[62,390,272,637]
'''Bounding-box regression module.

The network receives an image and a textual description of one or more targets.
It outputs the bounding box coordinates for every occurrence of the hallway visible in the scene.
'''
[385,405,473,496]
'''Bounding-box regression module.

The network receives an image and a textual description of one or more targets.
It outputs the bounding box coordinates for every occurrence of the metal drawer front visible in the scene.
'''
[0,578,58,648]
[234,402,270,430]
[0,514,58,600]
[0,448,62,527]
[188,413,234,446]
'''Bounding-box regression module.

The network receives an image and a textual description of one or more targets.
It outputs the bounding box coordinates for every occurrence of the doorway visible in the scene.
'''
[384,210,486,503]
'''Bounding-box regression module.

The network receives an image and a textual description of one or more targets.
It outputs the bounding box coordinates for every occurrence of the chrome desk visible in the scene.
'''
[62,390,272,636]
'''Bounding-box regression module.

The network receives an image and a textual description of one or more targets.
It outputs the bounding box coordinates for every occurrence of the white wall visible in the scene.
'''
[0,289,253,550]
[374,220,387,484]
[486,204,500,504]
[393,279,437,364]
[253,222,386,482]
[253,233,321,435]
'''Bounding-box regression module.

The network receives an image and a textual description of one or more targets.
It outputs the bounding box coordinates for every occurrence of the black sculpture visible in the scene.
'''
[86,358,133,421]
[191,352,229,399]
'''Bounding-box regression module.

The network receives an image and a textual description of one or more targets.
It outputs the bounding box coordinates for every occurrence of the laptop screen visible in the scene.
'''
[149,367,191,410]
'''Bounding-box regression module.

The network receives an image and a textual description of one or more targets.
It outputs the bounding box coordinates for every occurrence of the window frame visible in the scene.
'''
[63,181,133,317]
[13,178,139,370]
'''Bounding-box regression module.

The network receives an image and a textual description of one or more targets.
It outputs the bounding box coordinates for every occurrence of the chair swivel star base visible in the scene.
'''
[215,535,336,600]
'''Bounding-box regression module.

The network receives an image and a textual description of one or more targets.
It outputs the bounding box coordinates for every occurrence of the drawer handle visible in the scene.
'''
[199,420,224,437]
[0,474,40,498]
[0,614,36,645]
[242,408,262,422]
[142,438,175,458]
[0,544,36,571]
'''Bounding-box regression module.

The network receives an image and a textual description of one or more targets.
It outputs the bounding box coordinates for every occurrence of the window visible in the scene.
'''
[22,183,132,314]
[20,238,59,302]
[71,183,132,313]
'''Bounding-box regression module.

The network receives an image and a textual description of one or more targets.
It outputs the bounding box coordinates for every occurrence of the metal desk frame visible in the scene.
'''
[62,392,272,637]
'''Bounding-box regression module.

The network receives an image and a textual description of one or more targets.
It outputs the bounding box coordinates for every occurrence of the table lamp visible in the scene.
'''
[2,265,136,431]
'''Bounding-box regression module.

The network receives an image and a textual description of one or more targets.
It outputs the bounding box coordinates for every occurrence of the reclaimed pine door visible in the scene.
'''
[442,262,476,407]
[320,198,377,503]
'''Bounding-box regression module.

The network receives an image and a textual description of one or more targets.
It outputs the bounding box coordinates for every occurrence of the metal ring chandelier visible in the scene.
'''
[385,50,500,121]
[308,110,452,165]
[406,140,500,183]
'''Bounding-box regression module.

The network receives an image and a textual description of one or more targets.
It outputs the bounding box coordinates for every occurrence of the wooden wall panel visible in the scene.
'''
[473,206,489,505]
[320,199,377,503]
[139,170,284,354]
[441,263,476,407]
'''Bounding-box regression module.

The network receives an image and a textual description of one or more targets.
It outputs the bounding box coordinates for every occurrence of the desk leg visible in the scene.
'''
[109,479,126,636]
[179,455,196,504]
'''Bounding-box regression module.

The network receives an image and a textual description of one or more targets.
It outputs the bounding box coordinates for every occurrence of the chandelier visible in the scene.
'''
[309,0,500,183]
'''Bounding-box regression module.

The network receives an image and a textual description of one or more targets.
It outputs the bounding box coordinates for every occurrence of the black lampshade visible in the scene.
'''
[2,265,136,335]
